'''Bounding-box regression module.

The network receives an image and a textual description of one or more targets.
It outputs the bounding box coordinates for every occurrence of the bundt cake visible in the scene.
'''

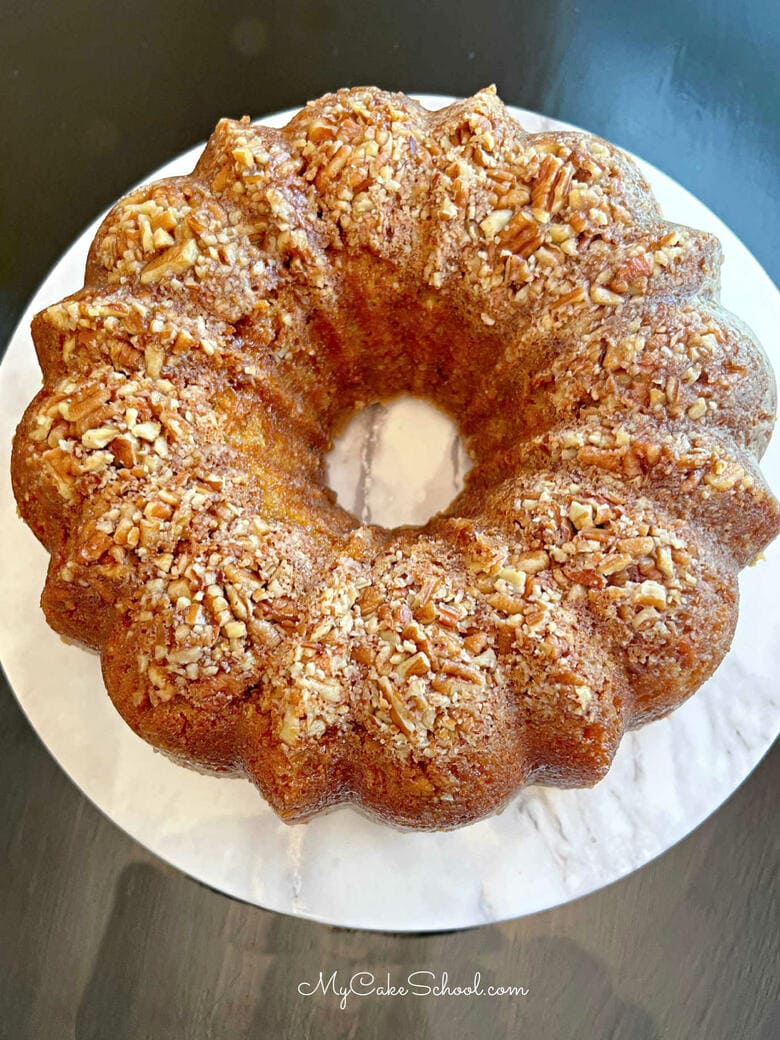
[11,87,780,829]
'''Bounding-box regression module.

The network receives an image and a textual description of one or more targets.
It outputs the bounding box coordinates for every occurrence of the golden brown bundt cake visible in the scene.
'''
[11,87,780,829]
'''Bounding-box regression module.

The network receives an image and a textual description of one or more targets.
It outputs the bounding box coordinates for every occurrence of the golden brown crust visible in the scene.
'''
[11,87,780,829]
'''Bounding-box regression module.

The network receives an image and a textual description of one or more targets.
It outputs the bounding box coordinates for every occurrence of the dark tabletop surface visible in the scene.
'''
[1,1,778,1037]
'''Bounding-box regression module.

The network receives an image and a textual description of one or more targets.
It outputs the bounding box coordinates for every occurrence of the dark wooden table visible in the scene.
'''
[2,2,778,1036]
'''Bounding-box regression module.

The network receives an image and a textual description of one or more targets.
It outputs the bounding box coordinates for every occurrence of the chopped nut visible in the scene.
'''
[633,580,667,610]
[632,606,660,630]
[704,463,742,491]
[603,335,642,371]
[133,421,161,442]
[473,648,497,670]
[500,214,543,258]
[486,591,525,616]
[152,227,175,249]
[169,647,203,665]
[617,537,654,556]
[568,501,594,530]
[378,677,416,738]
[231,145,254,168]
[591,285,623,307]
[463,631,488,655]
[147,663,168,688]
[687,397,707,420]
[515,550,550,574]
[140,238,198,284]
[497,567,527,591]
[479,208,513,237]
[357,585,383,617]
[574,685,593,711]
[598,553,632,576]
[414,599,437,624]
[144,343,165,379]
[656,546,674,579]
[156,553,173,573]
[396,651,431,680]
[145,499,172,520]
[437,603,463,628]
[81,426,119,450]
[110,436,136,467]
[167,579,190,601]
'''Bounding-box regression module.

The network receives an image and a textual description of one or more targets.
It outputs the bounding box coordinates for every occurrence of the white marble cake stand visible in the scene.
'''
[0,97,778,933]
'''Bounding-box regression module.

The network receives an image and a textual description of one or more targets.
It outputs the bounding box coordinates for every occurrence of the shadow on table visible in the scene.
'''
[75,861,660,1040]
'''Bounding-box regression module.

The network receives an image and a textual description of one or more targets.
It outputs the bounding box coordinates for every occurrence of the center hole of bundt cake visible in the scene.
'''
[326,396,472,529]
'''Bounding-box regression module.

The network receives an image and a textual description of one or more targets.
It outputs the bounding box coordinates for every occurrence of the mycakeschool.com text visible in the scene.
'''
[297,971,530,1010]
